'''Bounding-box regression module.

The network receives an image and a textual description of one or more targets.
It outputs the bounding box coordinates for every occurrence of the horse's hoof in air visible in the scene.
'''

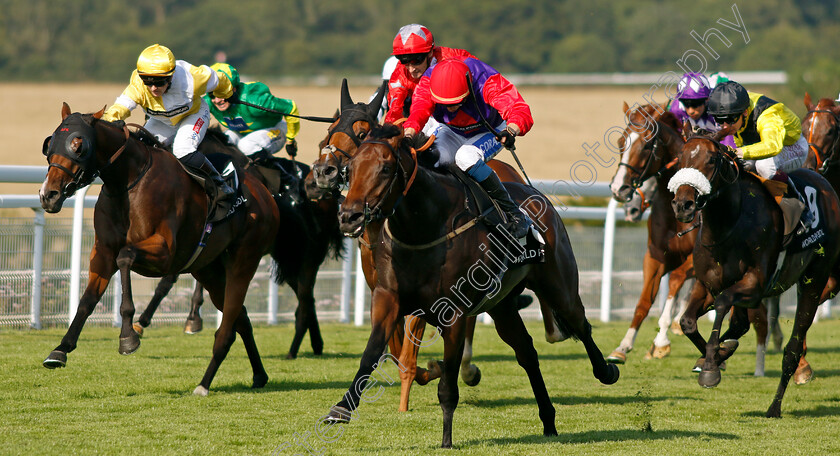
[698,369,721,388]
[426,360,443,378]
[193,385,209,397]
[132,323,144,338]
[599,363,620,385]
[670,321,684,335]
[119,333,141,355]
[184,317,203,334]
[43,350,67,369]
[794,363,814,385]
[606,350,627,364]
[462,365,481,387]
[718,339,739,359]
[323,405,352,424]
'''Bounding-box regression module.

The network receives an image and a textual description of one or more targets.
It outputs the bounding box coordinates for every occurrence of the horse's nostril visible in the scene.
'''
[324,166,338,178]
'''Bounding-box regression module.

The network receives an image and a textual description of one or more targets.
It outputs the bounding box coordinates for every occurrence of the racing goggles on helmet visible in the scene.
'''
[679,98,706,109]
[397,53,427,65]
[713,112,742,125]
[140,75,172,87]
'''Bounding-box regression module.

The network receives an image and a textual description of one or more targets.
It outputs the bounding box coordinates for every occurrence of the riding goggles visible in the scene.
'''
[713,113,742,125]
[680,98,706,109]
[140,75,172,87]
[397,53,427,65]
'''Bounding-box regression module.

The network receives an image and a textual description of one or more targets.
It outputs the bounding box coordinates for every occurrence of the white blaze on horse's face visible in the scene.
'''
[689,144,701,160]
[610,132,640,197]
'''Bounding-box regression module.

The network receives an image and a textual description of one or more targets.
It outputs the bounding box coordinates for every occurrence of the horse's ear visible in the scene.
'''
[368,80,388,118]
[340,78,353,111]
[681,119,691,141]
[712,128,729,142]
[622,101,630,117]
[61,102,71,120]
[93,106,105,119]
[332,108,340,120]
[804,92,814,111]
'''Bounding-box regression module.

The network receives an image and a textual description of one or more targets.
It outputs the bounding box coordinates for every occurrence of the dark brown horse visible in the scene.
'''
[323,125,618,448]
[39,103,283,395]
[308,80,561,412]
[670,131,840,417]
[132,127,345,360]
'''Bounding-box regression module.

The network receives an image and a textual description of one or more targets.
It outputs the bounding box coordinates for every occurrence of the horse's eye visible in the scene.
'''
[381,165,392,175]
[358,131,367,140]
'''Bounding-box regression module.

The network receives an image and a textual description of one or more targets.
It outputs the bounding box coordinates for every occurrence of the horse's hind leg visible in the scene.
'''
[115,247,141,355]
[749,303,769,377]
[765,295,784,351]
[397,313,426,412]
[607,252,665,364]
[134,274,178,336]
[234,307,268,388]
[44,246,116,368]
[184,282,205,334]
[459,315,481,386]
[488,299,556,437]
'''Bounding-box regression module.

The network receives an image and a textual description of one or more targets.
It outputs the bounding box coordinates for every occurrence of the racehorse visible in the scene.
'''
[669,130,840,417]
[308,79,561,412]
[323,125,618,448]
[131,127,346,360]
[39,103,283,395]
[803,93,840,187]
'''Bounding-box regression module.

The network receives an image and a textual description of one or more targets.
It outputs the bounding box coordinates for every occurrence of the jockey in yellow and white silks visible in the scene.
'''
[103,44,235,201]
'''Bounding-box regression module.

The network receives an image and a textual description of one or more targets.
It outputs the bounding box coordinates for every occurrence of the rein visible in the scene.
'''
[696,146,744,247]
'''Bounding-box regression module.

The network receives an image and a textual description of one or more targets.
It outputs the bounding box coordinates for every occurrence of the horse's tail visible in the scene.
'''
[268,199,308,285]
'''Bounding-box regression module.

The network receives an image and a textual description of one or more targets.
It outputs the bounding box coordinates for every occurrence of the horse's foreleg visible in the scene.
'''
[651,260,692,359]
[607,252,664,363]
[115,246,141,355]
[438,318,467,449]
[767,276,825,417]
[325,288,401,422]
[234,307,268,388]
[488,302,556,437]
[397,313,426,412]
[135,274,178,334]
[44,245,116,368]
[671,277,695,335]
[749,303,769,376]
[459,315,481,386]
[764,295,784,351]
[184,282,204,334]
[286,277,311,359]
[680,279,712,356]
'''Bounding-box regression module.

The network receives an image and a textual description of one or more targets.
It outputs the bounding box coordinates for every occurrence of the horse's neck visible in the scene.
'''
[659,124,683,163]
[701,177,751,240]
[388,167,460,243]
[96,126,150,190]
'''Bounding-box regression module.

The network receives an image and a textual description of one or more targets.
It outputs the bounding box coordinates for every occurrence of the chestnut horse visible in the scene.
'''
[324,125,618,448]
[132,127,345,360]
[308,80,560,412]
[40,103,283,395]
[670,131,840,417]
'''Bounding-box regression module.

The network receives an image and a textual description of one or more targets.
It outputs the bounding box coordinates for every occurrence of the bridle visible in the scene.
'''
[619,122,671,189]
[319,107,379,187]
[43,114,133,198]
[804,109,840,173]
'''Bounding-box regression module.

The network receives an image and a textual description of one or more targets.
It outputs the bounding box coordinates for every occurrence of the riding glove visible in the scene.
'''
[286,138,298,157]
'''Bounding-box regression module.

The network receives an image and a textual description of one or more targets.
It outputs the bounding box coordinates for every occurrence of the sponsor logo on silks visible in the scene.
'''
[801,228,825,249]
[146,104,189,118]
[223,117,250,133]
[192,117,205,134]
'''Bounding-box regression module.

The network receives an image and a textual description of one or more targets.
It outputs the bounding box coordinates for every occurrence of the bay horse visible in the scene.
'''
[131,127,345,360]
[323,125,619,448]
[308,80,560,412]
[669,130,840,417]
[39,103,283,396]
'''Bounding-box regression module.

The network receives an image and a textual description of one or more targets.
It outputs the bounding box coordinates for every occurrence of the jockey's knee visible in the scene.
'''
[454,145,484,172]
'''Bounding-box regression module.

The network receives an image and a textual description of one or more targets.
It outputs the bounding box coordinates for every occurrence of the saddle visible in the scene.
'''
[754,171,824,252]
[448,166,544,266]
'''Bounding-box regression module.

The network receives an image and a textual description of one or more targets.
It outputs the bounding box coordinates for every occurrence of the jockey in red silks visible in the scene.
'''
[384,23,474,132]
[403,57,534,239]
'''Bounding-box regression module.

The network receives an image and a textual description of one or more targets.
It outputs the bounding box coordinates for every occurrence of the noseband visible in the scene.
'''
[320,107,379,186]
[804,109,840,173]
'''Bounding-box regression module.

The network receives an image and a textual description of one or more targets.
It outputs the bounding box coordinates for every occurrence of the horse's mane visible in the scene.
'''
[684,130,750,172]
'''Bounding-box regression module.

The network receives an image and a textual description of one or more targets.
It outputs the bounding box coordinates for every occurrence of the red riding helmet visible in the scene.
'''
[430,59,470,105]
[392,24,434,55]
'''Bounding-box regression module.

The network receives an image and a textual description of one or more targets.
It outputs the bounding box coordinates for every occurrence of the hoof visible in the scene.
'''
[252,373,269,389]
[119,333,141,355]
[462,365,481,387]
[652,344,671,359]
[43,350,67,369]
[606,350,627,364]
[766,403,782,418]
[670,321,684,335]
[718,339,739,359]
[132,323,144,338]
[693,357,727,373]
[599,363,620,385]
[426,360,443,379]
[184,317,203,334]
[285,352,297,360]
[794,363,814,385]
[323,405,352,423]
[193,385,209,396]
[698,369,721,388]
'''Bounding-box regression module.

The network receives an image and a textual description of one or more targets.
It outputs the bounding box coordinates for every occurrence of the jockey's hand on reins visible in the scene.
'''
[499,126,517,150]
[286,139,298,157]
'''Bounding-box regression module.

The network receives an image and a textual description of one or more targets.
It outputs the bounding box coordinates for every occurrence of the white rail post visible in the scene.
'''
[339,239,354,323]
[68,186,90,326]
[30,208,45,329]
[111,272,122,326]
[600,198,618,322]
[268,259,279,325]
[354,246,366,326]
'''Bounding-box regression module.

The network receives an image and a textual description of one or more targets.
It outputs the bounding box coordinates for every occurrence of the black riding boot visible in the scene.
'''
[477,172,532,239]
[179,152,235,202]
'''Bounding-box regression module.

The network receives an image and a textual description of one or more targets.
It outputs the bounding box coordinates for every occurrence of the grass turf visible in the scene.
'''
[1,317,839,455]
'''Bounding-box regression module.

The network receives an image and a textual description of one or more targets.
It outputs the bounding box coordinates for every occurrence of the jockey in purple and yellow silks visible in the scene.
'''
[204,63,300,162]
[706,80,814,231]
[103,44,235,201]
[403,57,534,239]
[669,72,736,148]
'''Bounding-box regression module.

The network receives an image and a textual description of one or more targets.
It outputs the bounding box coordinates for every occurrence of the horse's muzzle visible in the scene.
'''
[671,196,696,223]
[338,207,365,238]
[612,184,635,203]
[39,188,65,213]
[312,163,339,190]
